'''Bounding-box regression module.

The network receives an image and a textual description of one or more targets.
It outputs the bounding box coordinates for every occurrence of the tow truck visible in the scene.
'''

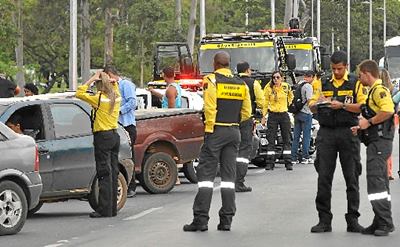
[148,42,202,91]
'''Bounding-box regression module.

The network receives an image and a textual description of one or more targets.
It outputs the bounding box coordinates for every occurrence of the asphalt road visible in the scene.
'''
[2,133,399,247]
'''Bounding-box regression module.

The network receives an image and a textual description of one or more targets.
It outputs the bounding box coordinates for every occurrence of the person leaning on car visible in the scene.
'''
[104,65,137,198]
[75,71,121,218]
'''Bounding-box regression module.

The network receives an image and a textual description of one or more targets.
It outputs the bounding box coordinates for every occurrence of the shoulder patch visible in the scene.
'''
[362,87,368,95]
[379,91,387,99]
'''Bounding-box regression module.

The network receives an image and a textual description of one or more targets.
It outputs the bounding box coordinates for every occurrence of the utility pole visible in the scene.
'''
[369,0,372,60]
[271,0,275,30]
[317,0,320,43]
[69,0,78,90]
[347,0,350,69]
[199,0,206,39]
[311,0,314,37]
[383,0,386,44]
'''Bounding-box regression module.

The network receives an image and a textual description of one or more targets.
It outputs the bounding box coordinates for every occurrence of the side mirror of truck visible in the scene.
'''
[321,55,330,71]
[182,57,194,74]
[286,54,296,70]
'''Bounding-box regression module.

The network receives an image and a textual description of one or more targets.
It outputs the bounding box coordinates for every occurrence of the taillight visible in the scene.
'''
[34,145,40,172]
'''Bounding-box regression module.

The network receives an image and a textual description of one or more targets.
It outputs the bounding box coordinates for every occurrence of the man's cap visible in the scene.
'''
[304,70,315,76]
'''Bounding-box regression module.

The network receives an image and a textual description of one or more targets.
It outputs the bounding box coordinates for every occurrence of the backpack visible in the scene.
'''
[288,82,307,114]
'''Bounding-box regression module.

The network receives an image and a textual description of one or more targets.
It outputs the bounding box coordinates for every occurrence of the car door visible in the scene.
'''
[48,102,95,191]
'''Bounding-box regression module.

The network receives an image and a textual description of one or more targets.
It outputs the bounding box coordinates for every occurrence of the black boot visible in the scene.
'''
[311,222,332,233]
[346,216,364,233]
[183,222,208,232]
[235,182,252,192]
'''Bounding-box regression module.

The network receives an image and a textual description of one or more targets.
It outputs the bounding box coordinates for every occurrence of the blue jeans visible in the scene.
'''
[291,112,313,161]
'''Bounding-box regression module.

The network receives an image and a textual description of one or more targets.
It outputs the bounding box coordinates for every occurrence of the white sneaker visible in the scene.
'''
[301,158,314,164]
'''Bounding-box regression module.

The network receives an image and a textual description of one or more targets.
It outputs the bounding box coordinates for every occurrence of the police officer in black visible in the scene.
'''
[235,61,266,192]
[352,60,395,236]
[309,51,367,233]
[183,52,251,232]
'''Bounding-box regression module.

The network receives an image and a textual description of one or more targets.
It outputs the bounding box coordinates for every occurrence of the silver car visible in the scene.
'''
[0,122,42,235]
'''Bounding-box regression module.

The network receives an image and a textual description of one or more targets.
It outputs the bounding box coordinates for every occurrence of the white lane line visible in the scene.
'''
[44,244,64,247]
[256,170,265,174]
[123,207,162,221]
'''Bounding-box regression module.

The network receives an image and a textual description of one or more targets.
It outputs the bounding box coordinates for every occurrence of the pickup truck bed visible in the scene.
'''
[134,108,204,194]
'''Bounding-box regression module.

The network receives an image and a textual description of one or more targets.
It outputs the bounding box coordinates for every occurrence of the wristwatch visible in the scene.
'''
[342,103,346,110]
[368,118,374,126]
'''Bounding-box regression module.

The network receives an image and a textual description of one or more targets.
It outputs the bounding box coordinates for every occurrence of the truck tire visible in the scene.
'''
[88,172,128,212]
[28,201,44,217]
[0,181,28,236]
[138,152,177,194]
[183,160,198,183]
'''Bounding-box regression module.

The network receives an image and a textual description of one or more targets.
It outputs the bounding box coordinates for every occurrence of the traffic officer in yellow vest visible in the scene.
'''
[183,51,251,232]
[263,70,294,170]
[351,60,395,236]
[309,51,367,233]
[235,61,266,192]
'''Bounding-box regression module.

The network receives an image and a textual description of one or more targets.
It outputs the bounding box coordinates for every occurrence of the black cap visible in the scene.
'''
[304,70,314,77]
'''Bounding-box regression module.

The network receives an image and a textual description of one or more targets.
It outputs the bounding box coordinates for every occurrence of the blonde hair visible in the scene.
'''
[96,72,117,114]
[380,69,393,92]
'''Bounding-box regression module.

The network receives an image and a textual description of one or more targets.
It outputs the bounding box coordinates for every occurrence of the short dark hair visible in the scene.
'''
[330,51,347,65]
[237,61,250,73]
[24,83,39,95]
[162,66,175,78]
[103,65,119,76]
[359,59,380,78]
[304,70,314,77]
[6,114,22,126]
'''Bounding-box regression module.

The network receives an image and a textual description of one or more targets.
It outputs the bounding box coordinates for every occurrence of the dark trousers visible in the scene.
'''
[314,127,361,223]
[124,125,137,190]
[93,130,120,217]
[192,126,240,226]
[266,112,292,163]
[366,138,393,227]
[236,118,253,184]
[291,112,313,161]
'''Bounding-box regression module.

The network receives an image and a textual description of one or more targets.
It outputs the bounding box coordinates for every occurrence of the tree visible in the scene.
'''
[0,0,17,77]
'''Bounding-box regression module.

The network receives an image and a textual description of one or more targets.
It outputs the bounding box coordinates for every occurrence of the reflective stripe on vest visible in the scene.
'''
[220,181,235,189]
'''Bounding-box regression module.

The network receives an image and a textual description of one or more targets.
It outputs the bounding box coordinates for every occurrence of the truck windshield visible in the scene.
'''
[286,49,313,72]
[199,43,275,75]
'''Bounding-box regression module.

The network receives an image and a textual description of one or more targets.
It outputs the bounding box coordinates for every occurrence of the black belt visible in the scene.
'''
[94,129,118,134]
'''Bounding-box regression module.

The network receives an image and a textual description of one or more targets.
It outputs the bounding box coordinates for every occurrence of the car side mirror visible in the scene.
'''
[286,54,296,70]
[321,55,330,71]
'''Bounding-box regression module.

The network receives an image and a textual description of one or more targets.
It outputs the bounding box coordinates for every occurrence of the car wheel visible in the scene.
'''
[27,201,43,217]
[183,160,198,183]
[0,181,28,236]
[88,172,128,212]
[138,152,177,194]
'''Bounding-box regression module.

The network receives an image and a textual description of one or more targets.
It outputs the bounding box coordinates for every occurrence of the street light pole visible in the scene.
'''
[369,0,372,60]
[383,0,386,44]
[271,0,275,30]
[317,0,320,43]
[347,0,350,68]
[69,0,77,90]
[311,0,314,37]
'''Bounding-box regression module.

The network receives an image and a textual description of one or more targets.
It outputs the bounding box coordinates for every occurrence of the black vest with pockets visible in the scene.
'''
[318,74,359,128]
[215,73,246,124]
[240,76,257,115]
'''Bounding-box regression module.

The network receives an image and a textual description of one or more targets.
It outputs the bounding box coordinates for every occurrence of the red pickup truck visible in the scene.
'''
[134,108,204,194]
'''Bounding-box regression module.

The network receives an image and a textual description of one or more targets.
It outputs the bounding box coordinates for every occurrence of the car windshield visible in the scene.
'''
[387,57,400,79]
[156,45,190,75]
[286,48,313,72]
[199,42,275,75]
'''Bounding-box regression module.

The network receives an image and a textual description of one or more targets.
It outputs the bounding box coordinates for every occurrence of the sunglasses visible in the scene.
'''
[273,76,281,79]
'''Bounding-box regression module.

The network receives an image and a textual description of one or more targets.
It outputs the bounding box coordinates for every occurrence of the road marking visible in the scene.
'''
[44,240,70,247]
[123,207,162,221]
[44,244,64,247]
[256,170,265,174]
